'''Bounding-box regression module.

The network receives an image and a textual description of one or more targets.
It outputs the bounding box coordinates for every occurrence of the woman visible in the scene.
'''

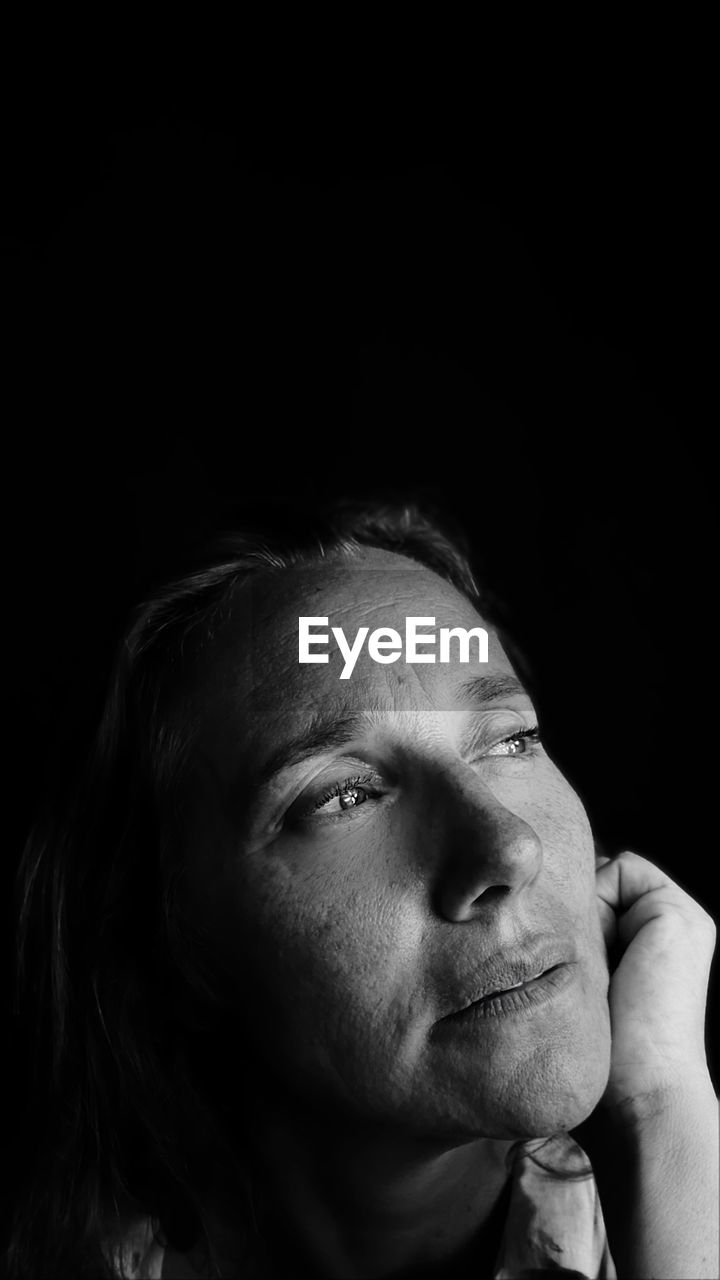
[6,499,718,1278]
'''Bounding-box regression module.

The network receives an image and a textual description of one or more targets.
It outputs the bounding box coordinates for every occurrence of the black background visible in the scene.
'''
[3,93,717,1090]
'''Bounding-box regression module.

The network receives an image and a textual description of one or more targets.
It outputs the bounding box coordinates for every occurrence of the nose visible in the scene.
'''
[427,764,544,922]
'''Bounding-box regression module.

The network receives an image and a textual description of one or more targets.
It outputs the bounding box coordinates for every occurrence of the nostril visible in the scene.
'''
[476,884,511,906]
[436,880,512,923]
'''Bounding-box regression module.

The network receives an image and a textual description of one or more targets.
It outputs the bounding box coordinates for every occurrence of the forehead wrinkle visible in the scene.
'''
[314,586,451,627]
[194,560,504,768]
[232,614,514,739]
[259,556,476,622]
[216,559,487,696]
[240,598,479,712]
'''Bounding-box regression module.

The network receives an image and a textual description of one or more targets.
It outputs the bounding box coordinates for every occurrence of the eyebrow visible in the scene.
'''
[457,673,530,707]
[251,673,532,790]
[252,710,371,789]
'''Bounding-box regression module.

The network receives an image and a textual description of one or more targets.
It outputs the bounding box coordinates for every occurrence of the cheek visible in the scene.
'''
[531,763,596,884]
[242,859,433,1101]
[189,830,425,1062]
[514,762,604,944]
[533,767,609,967]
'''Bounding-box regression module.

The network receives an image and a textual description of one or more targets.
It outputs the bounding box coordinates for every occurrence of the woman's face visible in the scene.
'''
[179,549,611,1141]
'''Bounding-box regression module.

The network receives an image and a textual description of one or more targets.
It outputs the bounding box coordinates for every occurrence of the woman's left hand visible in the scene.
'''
[594,849,716,1113]
[574,852,720,1277]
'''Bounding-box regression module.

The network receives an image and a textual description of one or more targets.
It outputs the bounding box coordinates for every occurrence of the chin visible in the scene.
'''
[472,1042,613,1141]
[480,1090,607,1141]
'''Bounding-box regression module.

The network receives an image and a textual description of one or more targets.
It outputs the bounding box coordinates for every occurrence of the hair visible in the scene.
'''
[5,496,521,1279]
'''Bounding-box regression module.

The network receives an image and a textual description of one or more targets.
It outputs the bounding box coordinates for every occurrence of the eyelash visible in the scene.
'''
[311,773,381,812]
[485,725,540,757]
[302,726,542,819]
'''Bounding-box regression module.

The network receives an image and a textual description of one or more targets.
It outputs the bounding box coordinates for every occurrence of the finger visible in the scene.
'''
[596,897,618,951]
[594,850,716,961]
[594,849,670,914]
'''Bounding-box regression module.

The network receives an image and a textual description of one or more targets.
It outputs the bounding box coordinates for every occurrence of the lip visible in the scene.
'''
[445,936,576,1016]
[446,962,577,1023]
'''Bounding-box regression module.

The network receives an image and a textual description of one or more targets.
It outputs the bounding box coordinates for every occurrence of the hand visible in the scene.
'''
[575,852,720,1279]
[594,849,716,1114]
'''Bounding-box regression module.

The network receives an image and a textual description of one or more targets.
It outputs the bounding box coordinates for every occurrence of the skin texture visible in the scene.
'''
[163,547,719,1278]
[165,548,622,1276]
[579,851,718,1279]
[180,550,612,1143]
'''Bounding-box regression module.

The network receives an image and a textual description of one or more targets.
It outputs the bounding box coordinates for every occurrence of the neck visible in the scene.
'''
[235,1092,516,1280]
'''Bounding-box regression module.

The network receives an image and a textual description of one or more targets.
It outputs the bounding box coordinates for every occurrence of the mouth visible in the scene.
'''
[444,961,576,1024]
[479,967,555,1000]
[438,934,579,1027]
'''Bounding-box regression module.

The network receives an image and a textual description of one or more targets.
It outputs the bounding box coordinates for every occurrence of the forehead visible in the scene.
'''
[189,548,521,768]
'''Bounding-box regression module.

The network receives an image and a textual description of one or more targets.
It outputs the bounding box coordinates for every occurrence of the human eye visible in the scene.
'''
[292,770,386,824]
[484,725,541,758]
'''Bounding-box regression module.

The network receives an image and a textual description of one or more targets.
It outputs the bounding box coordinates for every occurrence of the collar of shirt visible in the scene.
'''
[106,1133,616,1279]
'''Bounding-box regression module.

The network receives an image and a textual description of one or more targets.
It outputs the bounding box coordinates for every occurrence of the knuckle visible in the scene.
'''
[683,905,717,948]
[698,907,717,938]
